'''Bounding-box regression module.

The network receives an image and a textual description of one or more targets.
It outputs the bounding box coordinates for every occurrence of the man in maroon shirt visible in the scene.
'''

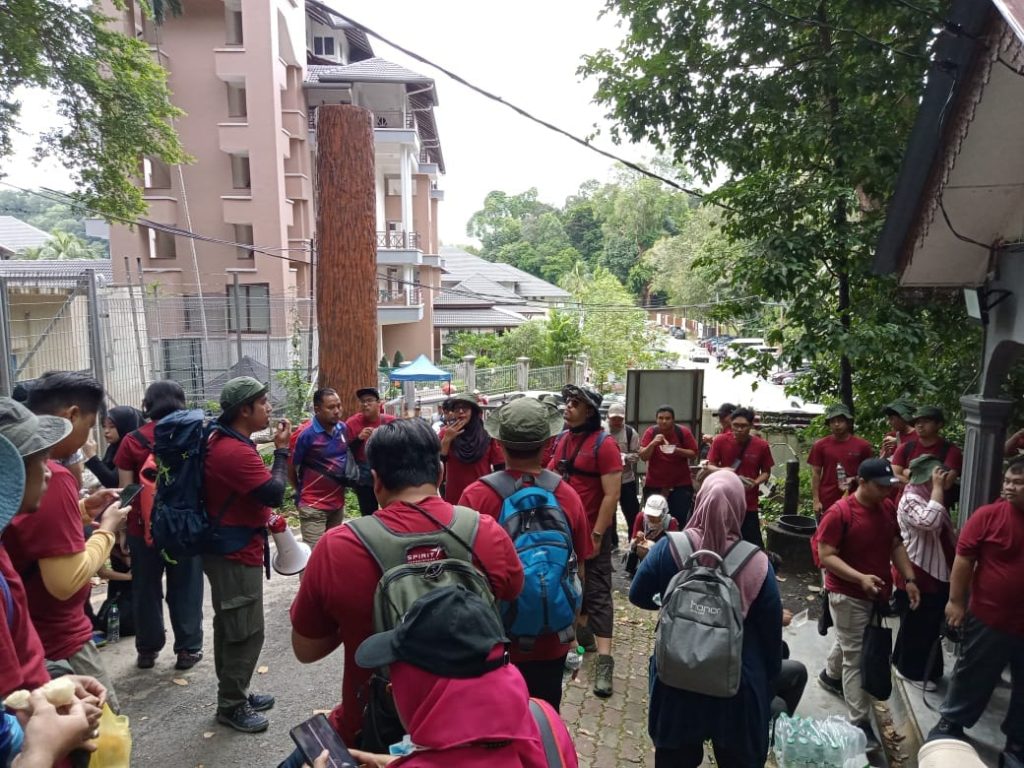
[928,458,1024,761]
[891,406,962,501]
[345,387,396,516]
[459,397,591,711]
[816,458,920,748]
[638,404,699,527]
[808,404,874,519]
[879,399,916,459]
[285,419,522,762]
[203,377,291,734]
[707,406,775,548]
[546,384,622,698]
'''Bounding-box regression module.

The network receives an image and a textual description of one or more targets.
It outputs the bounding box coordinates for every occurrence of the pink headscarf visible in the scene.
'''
[684,471,769,616]
[389,652,577,768]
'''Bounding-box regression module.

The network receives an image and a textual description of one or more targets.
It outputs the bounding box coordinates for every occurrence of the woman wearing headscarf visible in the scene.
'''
[439,393,504,504]
[82,406,144,489]
[891,454,955,689]
[348,587,579,768]
[629,472,782,768]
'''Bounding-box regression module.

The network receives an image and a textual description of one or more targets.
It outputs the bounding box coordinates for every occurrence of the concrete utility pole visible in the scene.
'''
[316,105,378,413]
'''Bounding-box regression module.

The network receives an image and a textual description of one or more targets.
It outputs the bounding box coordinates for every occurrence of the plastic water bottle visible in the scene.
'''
[564,646,584,680]
[107,603,120,644]
[836,463,848,494]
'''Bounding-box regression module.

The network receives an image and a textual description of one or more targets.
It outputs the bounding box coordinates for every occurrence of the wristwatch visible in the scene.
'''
[905,578,916,584]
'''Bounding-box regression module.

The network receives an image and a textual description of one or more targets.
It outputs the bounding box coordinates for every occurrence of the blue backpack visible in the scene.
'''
[152,410,260,559]
[480,469,582,649]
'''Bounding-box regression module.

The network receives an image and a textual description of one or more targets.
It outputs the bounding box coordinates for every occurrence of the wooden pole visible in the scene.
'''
[316,105,378,415]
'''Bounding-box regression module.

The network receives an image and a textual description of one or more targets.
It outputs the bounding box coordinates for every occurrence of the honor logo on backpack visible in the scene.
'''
[689,600,722,617]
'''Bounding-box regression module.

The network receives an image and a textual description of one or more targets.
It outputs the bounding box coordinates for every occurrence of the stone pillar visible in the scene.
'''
[958,395,1013,524]
[516,357,530,391]
[462,354,477,393]
[563,357,575,388]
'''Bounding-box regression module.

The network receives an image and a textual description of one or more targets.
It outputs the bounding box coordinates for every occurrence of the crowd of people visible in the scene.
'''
[0,369,1020,768]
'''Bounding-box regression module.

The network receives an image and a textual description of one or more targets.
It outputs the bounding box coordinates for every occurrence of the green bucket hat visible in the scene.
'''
[824,403,853,422]
[485,397,564,450]
[883,399,916,422]
[442,393,480,412]
[908,454,944,485]
[912,405,945,424]
[220,376,268,413]
[0,434,25,533]
[0,396,72,457]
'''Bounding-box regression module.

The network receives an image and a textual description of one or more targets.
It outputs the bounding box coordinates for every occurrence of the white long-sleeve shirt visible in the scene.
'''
[897,485,952,582]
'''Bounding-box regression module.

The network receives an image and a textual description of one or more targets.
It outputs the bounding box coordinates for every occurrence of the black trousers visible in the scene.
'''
[655,742,747,768]
[740,510,765,549]
[893,585,949,681]
[619,481,641,541]
[643,485,694,528]
[775,659,809,716]
[353,484,379,516]
[128,534,204,655]
[516,655,568,711]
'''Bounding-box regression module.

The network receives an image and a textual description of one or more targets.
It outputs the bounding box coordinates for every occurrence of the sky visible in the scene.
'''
[2,0,654,246]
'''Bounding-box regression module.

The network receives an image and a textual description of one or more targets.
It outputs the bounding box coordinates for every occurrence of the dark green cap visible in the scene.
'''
[442,393,480,411]
[485,397,564,450]
[908,454,943,485]
[883,399,916,422]
[824,403,853,422]
[220,376,268,413]
[913,405,945,424]
[0,397,72,457]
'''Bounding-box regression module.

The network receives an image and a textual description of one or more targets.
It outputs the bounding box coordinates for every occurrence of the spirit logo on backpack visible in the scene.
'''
[347,503,498,752]
[655,531,759,698]
[480,469,581,649]
[151,409,263,560]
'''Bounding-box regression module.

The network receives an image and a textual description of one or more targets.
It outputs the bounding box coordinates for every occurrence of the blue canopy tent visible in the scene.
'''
[388,354,452,382]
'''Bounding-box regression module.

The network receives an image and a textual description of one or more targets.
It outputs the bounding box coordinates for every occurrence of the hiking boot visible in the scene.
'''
[175,650,203,670]
[575,623,597,653]
[927,717,965,742]
[216,702,269,733]
[136,652,157,670]
[817,669,843,697]
[247,693,275,712]
[593,654,614,698]
[857,720,881,751]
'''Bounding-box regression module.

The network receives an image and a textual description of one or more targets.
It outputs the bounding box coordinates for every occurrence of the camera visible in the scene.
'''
[556,459,572,479]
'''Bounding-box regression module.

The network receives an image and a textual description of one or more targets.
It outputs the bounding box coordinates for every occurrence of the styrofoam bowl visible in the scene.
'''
[659,444,676,454]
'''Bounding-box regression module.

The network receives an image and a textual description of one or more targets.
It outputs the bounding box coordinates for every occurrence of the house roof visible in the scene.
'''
[434,307,528,328]
[435,273,524,307]
[0,258,112,288]
[306,58,435,90]
[0,216,52,254]
[438,247,570,300]
[304,0,373,61]
[873,0,1006,284]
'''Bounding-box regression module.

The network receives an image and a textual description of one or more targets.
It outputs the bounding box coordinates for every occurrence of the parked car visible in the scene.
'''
[599,394,626,417]
[689,348,710,363]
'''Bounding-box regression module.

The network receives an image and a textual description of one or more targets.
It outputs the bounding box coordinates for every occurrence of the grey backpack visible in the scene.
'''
[655,531,760,698]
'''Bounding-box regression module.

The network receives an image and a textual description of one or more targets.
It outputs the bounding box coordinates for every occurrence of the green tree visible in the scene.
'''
[580,0,975,417]
[1,0,188,220]
[21,230,105,260]
[561,197,604,264]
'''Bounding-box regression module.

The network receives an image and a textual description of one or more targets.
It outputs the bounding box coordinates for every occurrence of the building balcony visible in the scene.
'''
[285,173,311,200]
[213,47,247,83]
[307,107,417,147]
[142,195,178,224]
[378,286,424,325]
[376,231,424,266]
[221,194,253,224]
[218,121,251,154]
[281,109,306,137]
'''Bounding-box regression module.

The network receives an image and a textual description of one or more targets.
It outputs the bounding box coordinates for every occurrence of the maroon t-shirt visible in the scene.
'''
[2,463,93,660]
[546,431,623,527]
[707,432,775,511]
[641,425,698,488]
[818,495,900,602]
[204,431,271,567]
[441,433,504,504]
[289,496,523,744]
[807,435,874,511]
[459,471,591,662]
[0,546,50,697]
[958,500,1024,636]
[114,420,158,537]
[344,412,396,464]
[893,437,963,474]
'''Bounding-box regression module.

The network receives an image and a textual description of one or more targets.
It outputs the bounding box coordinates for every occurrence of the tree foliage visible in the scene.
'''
[579,0,1009,421]
[21,230,105,260]
[0,0,188,220]
[442,314,582,369]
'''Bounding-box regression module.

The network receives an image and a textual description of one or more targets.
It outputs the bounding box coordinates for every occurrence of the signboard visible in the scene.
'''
[625,368,705,440]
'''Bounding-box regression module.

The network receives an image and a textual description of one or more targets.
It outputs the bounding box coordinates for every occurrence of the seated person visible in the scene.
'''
[625,495,678,577]
[772,609,809,720]
[348,586,579,768]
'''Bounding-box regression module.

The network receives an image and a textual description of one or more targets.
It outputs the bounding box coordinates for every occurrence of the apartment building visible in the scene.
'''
[107,0,446,393]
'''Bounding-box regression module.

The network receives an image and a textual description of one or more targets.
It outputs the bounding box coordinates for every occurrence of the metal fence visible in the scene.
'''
[527,365,565,393]
[476,364,517,396]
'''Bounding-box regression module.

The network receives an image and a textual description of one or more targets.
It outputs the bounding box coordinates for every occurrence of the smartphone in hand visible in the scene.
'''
[119,483,143,507]
[289,714,358,768]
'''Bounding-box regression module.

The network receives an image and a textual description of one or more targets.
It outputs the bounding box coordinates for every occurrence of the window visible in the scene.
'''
[143,157,172,189]
[162,338,204,400]
[234,224,254,260]
[230,155,251,189]
[313,36,335,57]
[226,283,270,333]
[385,177,417,196]
[225,7,243,45]
[227,83,247,118]
[145,226,176,259]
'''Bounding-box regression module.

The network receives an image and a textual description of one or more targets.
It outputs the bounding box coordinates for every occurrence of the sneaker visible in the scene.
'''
[175,650,204,670]
[136,652,158,670]
[216,702,269,733]
[593,654,614,698]
[857,720,881,751]
[927,717,965,742]
[818,669,843,697]
[247,693,275,712]
[575,623,597,653]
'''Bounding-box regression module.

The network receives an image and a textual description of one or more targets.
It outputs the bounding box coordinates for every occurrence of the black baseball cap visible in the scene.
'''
[858,458,900,486]
[356,387,380,401]
[561,384,602,413]
[354,586,509,678]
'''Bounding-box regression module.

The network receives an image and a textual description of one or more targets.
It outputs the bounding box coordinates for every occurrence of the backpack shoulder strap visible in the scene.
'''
[528,699,567,768]
[130,428,152,452]
[346,516,407,573]
[721,540,761,578]
[666,530,694,570]
[592,430,609,457]
[448,505,481,559]
[534,469,562,494]
[938,439,951,464]
[348,506,481,570]
[480,471,519,501]
[0,572,14,630]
